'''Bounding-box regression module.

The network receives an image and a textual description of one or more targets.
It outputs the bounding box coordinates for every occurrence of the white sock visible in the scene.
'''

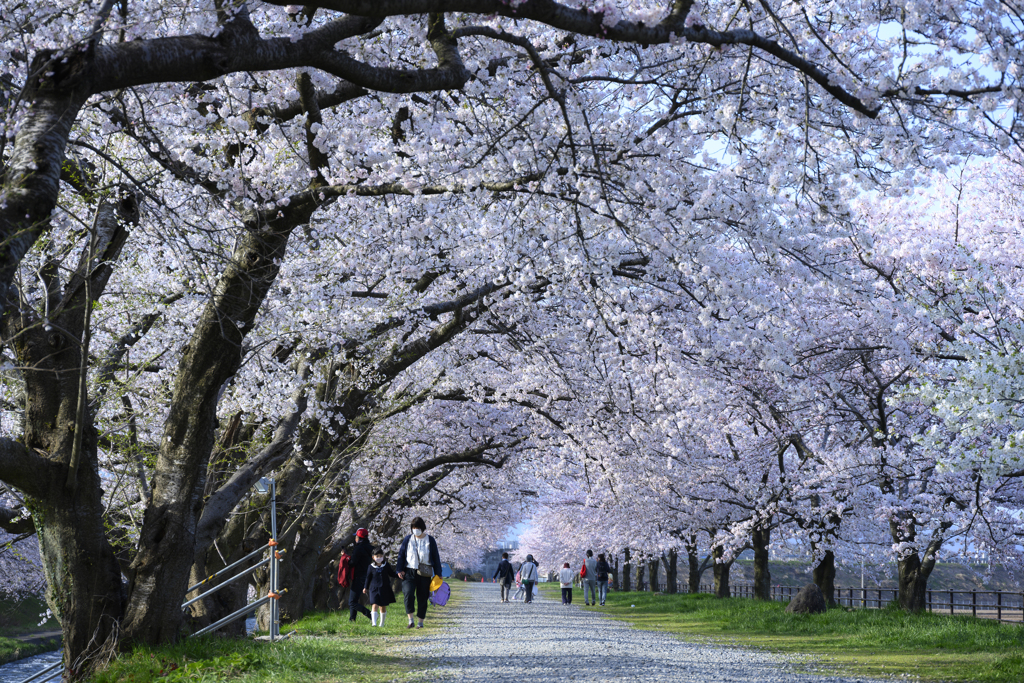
[371,612,378,626]
[379,612,386,627]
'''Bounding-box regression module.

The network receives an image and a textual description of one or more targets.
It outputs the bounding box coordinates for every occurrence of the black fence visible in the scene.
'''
[641,580,1024,623]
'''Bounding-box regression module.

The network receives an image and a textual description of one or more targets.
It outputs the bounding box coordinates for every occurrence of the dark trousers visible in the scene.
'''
[561,587,572,604]
[349,587,370,620]
[403,574,431,619]
[500,580,513,601]
[523,581,535,603]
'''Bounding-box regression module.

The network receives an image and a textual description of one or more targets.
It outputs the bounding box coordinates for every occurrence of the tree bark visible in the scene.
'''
[712,545,733,598]
[686,539,701,593]
[813,550,837,607]
[622,548,631,592]
[662,549,678,594]
[897,551,937,612]
[752,527,771,600]
[122,201,315,646]
[1,200,132,677]
[648,557,660,592]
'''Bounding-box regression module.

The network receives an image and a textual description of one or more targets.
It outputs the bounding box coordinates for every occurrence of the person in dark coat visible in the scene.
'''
[348,528,373,622]
[396,516,443,629]
[363,547,399,627]
[492,552,515,603]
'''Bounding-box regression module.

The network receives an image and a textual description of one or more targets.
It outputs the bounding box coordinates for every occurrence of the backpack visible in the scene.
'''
[337,554,354,589]
[580,562,587,578]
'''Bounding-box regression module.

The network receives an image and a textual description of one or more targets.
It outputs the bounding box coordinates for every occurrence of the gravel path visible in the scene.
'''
[408,582,885,683]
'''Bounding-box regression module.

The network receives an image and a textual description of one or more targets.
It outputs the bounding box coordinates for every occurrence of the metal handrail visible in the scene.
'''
[185,478,283,641]
[192,595,271,638]
[182,556,271,609]
[187,542,274,593]
[15,660,61,683]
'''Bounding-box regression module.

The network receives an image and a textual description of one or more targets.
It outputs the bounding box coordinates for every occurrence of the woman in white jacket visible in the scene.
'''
[558,562,575,605]
[518,554,539,603]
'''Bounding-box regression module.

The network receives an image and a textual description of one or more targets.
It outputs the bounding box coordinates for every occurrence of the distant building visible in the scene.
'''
[480,541,518,579]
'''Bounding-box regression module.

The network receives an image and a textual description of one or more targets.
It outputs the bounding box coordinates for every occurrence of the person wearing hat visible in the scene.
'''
[518,554,539,604]
[348,527,373,622]
[396,517,443,628]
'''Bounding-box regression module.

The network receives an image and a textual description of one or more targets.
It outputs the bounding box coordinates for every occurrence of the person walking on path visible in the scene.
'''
[396,517,443,628]
[363,546,399,627]
[581,549,598,606]
[596,553,611,606]
[511,571,525,601]
[519,554,539,603]
[348,528,374,621]
[493,552,515,603]
[559,562,575,605]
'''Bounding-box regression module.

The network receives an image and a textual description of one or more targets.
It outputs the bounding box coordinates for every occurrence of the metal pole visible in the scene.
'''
[271,478,278,642]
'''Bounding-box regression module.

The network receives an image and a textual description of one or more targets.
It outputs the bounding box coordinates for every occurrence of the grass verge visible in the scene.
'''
[539,584,1024,682]
[88,582,464,683]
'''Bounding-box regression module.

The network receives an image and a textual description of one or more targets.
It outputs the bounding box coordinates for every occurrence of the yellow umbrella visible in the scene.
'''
[430,575,443,592]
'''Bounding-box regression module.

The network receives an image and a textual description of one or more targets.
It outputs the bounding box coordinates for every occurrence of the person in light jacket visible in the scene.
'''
[582,549,598,606]
[519,554,539,604]
[396,517,443,629]
[559,562,575,605]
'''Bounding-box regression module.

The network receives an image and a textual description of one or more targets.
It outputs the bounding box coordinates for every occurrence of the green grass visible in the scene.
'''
[0,635,61,666]
[539,585,1024,682]
[88,583,465,683]
[0,595,60,665]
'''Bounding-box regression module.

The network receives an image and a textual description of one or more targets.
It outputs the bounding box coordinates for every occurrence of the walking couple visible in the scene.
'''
[492,553,539,603]
[579,550,610,606]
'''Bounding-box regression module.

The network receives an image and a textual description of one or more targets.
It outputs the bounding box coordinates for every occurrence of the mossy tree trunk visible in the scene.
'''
[752,527,771,600]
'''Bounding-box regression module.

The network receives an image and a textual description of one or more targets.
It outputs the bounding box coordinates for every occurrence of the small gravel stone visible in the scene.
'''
[404,583,886,682]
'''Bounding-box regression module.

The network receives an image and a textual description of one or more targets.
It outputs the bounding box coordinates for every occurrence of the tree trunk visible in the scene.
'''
[648,557,660,592]
[752,527,771,600]
[897,552,933,612]
[712,545,733,598]
[3,203,132,678]
[123,207,311,646]
[311,561,343,612]
[622,548,631,592]
[662,549,678,594]
[636,561,646,591]
[813,550,837,607]
[30,452,125,678]
[686,541,701,593]
[185,513,254,635]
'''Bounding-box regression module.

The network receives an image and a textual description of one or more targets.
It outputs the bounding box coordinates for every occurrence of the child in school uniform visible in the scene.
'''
[559,562,575,605]
[363,547,399,626]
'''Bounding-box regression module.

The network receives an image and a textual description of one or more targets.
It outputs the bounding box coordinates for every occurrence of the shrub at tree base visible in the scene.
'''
[785,584,827,615]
